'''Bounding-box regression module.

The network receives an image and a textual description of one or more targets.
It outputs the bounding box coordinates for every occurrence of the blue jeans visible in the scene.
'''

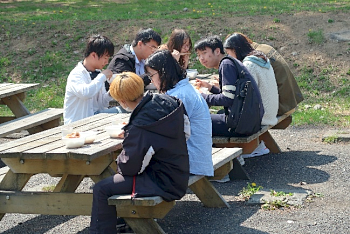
[211,113,242,137]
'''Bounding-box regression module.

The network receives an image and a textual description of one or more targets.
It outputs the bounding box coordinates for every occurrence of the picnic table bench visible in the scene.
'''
[108,147,243,234]
[212,109,295,155]
[0,83,63,137]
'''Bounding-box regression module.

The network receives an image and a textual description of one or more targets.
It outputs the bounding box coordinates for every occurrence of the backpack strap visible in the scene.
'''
[222,55,246,80]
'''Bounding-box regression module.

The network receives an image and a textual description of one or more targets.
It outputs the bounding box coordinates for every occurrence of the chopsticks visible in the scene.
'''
[179,52,191,55]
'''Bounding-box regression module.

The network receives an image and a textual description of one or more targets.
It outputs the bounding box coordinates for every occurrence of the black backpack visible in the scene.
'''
[223,56,264,136]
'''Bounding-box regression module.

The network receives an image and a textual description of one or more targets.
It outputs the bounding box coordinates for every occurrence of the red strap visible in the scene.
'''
[131,175,136,199]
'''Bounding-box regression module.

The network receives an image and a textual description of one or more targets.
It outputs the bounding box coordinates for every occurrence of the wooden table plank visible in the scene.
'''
[0,113,128,159]
[1,154,116,175]
[21,114,121,159]
[0,108,63,138]
[212,148,242,170]
[0,190,93,216]
[0,83,39,99]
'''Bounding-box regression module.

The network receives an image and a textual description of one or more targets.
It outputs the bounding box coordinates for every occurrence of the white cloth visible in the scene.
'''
[243,58,279,126]
[63,62,113,125]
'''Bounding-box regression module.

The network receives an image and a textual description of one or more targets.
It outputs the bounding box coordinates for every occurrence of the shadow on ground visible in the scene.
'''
[159,200,266,234]
[0,215,75,234]
[242,150,337,190]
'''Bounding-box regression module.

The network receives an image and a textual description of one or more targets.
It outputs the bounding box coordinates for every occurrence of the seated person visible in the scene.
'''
[250,39,304,115]
[107,28,161,88]
[194,36,264,137]
[90,72,190,234]
[63,35,114,125]
[145,50,213,176]
[224,33,279,126]
[160,28,192,69]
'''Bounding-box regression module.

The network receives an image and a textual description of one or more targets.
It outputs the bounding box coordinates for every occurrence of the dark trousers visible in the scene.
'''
[211,113,241,137]
[89,174,133,234]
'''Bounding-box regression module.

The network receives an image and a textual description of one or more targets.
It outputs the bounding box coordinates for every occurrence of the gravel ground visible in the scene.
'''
[1,125,350,234]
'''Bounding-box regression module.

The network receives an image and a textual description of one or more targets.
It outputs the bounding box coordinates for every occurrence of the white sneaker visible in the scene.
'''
[242,140,270,159]
[237,155,245,166]
[210,174,230,183]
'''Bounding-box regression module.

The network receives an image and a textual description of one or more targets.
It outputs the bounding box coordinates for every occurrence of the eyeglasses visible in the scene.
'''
[147,72,158,80]
[143,43,158,51]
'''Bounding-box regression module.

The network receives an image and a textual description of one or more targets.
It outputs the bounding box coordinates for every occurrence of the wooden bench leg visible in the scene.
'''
[0,170,33,220]
[189,177,230,208]
[272,116,292,129]
[124,218,165,234]
[53,174,85,193]
[259,131,281,154]
[229,158,250,180]
[207,161,233,181]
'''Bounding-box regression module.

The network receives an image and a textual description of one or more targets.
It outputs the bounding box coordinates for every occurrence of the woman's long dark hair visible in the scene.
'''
[224,33,267,62]
[167,29,192,68]
[145,50,186,93]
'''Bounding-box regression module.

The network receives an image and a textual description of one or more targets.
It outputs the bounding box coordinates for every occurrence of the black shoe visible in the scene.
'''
[116,223,134,234]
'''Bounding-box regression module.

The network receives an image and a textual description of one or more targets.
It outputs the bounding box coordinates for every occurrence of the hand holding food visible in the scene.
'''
[210,79,219,88]
[102,69,113,81]
[116,130,125,139]
[195,78,212,91]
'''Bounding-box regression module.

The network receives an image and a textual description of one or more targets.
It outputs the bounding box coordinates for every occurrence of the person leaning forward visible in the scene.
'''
[89,72,190,234]
[63,35,114,125]
[194,35,264,137]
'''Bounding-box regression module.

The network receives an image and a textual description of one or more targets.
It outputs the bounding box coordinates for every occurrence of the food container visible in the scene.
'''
[62,136,85,149]
[79,131,97,144]
[186,69,198,79]
[105,124,125,138]
[61,126,74,137]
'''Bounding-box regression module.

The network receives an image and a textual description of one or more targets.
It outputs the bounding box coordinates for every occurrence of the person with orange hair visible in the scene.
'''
[89,72,190,234]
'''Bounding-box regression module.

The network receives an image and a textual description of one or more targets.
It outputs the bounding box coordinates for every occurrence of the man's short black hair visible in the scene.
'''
[131,28,162,47]
[84,35,114,58]
[194,35,225,54]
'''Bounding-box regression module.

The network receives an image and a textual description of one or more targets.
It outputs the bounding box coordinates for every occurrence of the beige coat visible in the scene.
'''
[252,42,304,116]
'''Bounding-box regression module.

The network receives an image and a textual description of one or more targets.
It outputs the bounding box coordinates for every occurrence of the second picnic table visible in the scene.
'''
[0,83,39,123]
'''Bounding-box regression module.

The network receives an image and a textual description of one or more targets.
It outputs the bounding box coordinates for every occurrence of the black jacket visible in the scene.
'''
[117,92,190,201]
[107,44,151,88]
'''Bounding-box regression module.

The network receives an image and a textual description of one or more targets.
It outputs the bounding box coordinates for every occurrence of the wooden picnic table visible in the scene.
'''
[0,113,129,220]
[0,83,39,124]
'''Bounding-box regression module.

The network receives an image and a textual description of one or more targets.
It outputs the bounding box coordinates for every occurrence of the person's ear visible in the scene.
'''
[137,41,143,47]
[214,48,220,55]
[91,52,97,59]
